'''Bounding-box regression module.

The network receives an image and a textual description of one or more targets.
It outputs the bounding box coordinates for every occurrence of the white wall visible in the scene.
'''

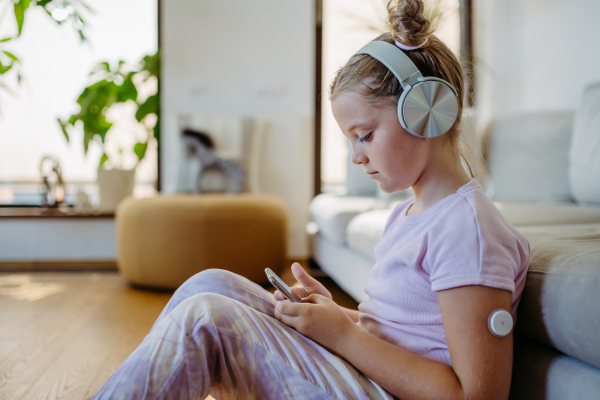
[475,0,600,127]
[0,219,116,261]
[161,0,315,258]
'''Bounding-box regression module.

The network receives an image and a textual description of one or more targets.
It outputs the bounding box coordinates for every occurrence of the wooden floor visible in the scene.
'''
[0,267,358,400]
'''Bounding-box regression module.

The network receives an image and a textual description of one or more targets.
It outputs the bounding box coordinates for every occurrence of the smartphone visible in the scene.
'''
[265,268,300,303]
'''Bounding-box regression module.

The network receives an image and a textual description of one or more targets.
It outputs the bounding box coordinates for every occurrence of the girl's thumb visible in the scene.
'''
[291,262,316,287]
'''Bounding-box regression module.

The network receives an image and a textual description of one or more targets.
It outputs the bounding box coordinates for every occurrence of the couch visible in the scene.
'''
[309,83,600,399]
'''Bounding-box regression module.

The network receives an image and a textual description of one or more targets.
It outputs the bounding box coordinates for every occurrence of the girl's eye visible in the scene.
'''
[359,132,372,143]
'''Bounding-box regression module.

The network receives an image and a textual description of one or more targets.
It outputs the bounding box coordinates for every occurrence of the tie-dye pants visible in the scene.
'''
[92,269,393,400]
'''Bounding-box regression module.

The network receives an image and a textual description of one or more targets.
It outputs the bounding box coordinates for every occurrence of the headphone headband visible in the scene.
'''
[354,41,423,89]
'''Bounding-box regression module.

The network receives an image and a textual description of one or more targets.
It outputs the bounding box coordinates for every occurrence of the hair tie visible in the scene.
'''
[395,38,427,51]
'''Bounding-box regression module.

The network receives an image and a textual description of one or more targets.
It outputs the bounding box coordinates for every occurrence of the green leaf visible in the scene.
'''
[57,118,70,142]
[83,129,92,154]
[0,64,12,74]
[133,142,148,161]
[135,93,159,122]
[63,49,159,162]
[91,62,110,75]
[99,153,108,167]
[13,1,31,36]
[14,3,25,36]
[0,38,12,43]
[77,1,95,14]
[2,51,19,62]
[117,73,137,103]
[152,118,160,143]
[37,0,53,7]
[74,12,88,28]
[141,51,160,79]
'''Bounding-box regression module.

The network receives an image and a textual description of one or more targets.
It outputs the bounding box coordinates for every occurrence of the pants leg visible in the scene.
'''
[92,269,393,400]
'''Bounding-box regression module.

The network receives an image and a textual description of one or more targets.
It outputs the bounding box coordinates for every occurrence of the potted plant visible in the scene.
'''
[58,51,159,211]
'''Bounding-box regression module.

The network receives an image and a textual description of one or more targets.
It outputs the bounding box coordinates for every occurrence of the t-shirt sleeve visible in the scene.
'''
[425,198,527,293]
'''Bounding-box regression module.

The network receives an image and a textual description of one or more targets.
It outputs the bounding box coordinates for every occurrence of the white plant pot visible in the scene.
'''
[97,168,136,212]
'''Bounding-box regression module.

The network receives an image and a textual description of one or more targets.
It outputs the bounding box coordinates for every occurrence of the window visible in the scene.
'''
[0,0,157,205]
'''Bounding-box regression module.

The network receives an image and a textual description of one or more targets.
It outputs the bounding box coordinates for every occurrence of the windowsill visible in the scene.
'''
[0,207,114,219]
[0,182,157,209]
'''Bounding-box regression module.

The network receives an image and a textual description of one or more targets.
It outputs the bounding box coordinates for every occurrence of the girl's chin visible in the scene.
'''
[377,181,412,194]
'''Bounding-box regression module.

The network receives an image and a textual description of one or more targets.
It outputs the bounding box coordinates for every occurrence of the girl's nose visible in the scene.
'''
[351,147,368,165]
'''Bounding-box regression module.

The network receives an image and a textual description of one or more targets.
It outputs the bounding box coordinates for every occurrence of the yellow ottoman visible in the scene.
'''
[116,194,288,289]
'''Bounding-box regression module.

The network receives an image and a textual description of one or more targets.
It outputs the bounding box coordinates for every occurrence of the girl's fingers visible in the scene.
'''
[304,294,329,304]
[275,300,305,317]
[290,286,309,300]
[291,263,320,288]
[275,288,307,301]
[290,263,333,300]
[274,309,299,327]
[274,290,286,301]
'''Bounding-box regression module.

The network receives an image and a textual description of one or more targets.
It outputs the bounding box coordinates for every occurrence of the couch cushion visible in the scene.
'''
[346,209,395,260]
[570,82,600,204]
[511,337,600,400]
[333,201,600,259]
[309,194,380,245]
[515,224,600,370]
[495,201,600,226]
[485,111,575,202]
[311,233,374,303]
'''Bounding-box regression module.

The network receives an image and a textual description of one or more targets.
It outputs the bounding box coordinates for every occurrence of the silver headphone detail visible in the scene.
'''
[353,41,459,139]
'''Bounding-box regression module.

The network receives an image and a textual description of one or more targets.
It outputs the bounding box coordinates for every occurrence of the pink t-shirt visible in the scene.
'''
[357,179,530,366]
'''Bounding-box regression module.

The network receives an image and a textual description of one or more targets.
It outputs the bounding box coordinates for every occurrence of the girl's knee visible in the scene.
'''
[151,293,234,340]
[177,293,238,327]
[179,268,238,290]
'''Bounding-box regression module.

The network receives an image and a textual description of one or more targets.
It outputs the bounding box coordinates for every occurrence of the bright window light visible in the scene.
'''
[0,0,158,204]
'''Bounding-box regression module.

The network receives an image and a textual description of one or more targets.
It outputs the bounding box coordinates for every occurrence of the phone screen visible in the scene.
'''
[265,268,300,303]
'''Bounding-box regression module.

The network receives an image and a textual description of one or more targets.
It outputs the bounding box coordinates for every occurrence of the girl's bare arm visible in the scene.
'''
[342,307,360,322]
[274,264,513,399]
[333,285,513,400]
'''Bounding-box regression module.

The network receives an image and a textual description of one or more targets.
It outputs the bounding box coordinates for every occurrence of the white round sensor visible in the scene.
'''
[488,309,513,337]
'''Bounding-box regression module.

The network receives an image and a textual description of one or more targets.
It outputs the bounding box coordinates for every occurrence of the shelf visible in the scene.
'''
[0,207,114,219]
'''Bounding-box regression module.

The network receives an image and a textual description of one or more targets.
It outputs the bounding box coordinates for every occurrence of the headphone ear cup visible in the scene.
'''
[400,80,459,138]
[397,88,411,132]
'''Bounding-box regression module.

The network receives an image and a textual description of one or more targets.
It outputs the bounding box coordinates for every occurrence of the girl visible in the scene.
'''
[93,1,529,399]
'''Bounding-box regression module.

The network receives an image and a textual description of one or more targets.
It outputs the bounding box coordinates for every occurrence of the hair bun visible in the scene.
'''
[387,0,432,47]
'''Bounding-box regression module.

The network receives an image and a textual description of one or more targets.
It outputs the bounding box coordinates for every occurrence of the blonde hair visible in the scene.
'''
[329,0,465,147]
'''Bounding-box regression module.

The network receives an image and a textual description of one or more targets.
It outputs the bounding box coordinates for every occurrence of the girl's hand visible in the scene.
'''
[274,294,356,352]
[274,263,332,302]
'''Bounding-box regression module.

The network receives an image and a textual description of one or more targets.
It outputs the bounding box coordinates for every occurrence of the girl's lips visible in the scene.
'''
[370,172,379,179]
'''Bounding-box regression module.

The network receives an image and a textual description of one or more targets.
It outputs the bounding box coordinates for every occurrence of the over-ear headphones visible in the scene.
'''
[353,41,459,139]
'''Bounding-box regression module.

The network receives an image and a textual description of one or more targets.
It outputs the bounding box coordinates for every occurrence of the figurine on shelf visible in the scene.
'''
[73,186,92,213]
[39,155,65,208]
[182,129,246,194]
